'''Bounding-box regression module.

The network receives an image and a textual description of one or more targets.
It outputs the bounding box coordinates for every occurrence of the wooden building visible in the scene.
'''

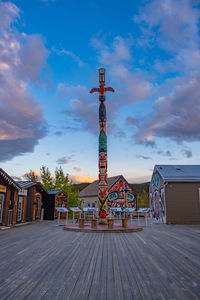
[17,181,47,222]
[79,175,136,210]
[150,165,200,224]
[0,168,20,226]
[43,190,68,220]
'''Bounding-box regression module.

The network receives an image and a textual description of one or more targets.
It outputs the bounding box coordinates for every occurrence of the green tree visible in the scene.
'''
[40,166,54,190]
[40,165,80,207]
[54,166,80,207]
[24,170,39,182]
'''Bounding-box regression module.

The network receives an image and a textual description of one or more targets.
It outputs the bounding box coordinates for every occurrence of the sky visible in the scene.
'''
[0,0,200,183]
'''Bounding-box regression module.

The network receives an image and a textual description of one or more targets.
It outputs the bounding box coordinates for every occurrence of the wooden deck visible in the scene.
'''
[0,221,200,299]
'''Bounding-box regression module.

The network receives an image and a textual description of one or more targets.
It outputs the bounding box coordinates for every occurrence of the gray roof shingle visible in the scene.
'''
[79,175,124,197]
[47,190,67,196]
[16,181,47,193]
[17,181,37,189]
[155,165,200,182]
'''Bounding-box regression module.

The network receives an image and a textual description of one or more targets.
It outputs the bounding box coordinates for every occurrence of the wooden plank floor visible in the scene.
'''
[0,221,200,300]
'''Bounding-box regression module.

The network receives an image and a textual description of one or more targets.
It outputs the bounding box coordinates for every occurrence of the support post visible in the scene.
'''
[58,211,60,226]
[65,212,68,225]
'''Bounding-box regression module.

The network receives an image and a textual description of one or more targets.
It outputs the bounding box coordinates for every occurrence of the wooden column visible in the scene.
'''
[38,194,42,219]
[3,189,10,226]
[12,190,18,225]
[22,195,27,223]
[32,187,36,221]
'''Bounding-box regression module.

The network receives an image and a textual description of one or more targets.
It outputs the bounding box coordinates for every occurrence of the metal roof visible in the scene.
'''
[79,175,127,198]
[47,190,67,196]
[0,168,20,190]
[17,181,37,189]
[155,165,200,182]
[16,181,48,193]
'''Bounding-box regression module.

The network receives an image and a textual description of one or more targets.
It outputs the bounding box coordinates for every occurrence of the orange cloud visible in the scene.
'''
[70,174,97,183]
[31,170,41,177]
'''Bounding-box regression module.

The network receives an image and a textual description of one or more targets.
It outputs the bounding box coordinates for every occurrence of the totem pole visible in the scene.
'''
[90,68,114,218]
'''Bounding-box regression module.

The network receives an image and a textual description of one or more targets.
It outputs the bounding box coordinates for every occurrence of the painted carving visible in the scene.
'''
[150,171,166,223]
[99,130,107,152]
[90,68,114,218]
[108,177,136,209]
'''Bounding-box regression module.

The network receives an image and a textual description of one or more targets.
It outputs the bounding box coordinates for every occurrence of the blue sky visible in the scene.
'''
[0,0,200,183]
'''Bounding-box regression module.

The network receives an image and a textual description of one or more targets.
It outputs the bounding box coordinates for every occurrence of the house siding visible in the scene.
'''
[165,182,200,224]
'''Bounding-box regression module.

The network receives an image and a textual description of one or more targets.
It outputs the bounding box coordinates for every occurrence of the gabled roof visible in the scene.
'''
[47,190,67,196]
[17,181,37,189]
[16,181,47,193]
[79,175,126,197]
[154,165,200,182]
[0,168,20,190]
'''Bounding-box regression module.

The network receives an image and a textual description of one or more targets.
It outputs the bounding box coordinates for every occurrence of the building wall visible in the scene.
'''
[108,177,136,209]
[0,183,19,226]
[80,196,98,208]
[165,182,200,224]
[26,187,33,222]
[0,184,8,226]
[43,194,55,220]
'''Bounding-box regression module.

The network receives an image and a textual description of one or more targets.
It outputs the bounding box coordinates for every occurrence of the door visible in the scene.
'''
[35,196,40,219]
[0,193,5,225]
[17,196,23,223]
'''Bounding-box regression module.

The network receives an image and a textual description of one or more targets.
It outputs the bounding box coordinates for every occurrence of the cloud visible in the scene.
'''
[23,169,41,180]
[52,47,84,67]
[126,116,139,127]
[156,150,172,157]
[11,175,22,181]
[131,1,200,146]
[135,73,200,144]
[56,155,75,164]
[58,83,98,134]
[133,0,200,76]
[70,174,97,183]
[134,0,200,53]
[73,166,82,172]
[0,1,19,32]
[182,149,192,158]
[136,155,151,160]
[54,131,63,136]
[0,2,48,162]
[59,82,118,134]
[58,34,152,136]
[127,175,151,184]
[91,34,152,104]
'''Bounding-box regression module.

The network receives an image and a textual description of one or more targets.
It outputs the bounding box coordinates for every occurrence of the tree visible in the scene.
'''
[40,165,80,207]
[24,170,39,182]
[54,166,80,207]
[54,166,69,190]
[40,166,54,190]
